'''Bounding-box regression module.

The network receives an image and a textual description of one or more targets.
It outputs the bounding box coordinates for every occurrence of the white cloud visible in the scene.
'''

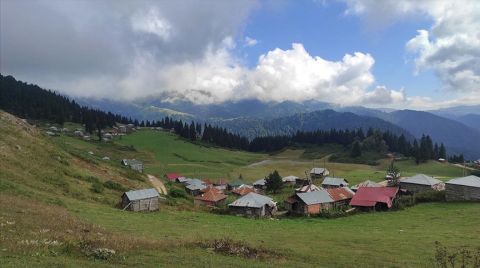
[131,8,172,41]
[244,36,258,47]
[343,0,480,96]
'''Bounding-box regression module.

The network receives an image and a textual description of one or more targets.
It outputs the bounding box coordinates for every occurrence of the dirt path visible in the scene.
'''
[147,174,167,195]
[453,163,477,171]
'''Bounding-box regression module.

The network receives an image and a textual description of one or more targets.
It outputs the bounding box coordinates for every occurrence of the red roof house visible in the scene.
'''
[232,186,256,196]
[165,173,180,182]
[194,188,228,207]
[326,187,355,208]
[349,187,399,210]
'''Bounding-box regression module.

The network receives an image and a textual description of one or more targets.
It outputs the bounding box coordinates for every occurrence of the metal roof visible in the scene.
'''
[446,175,480,188]
[297,189,334,205]
[322,177,349,186]
[185,178,205,186]
[186,183,207,191]
[401,174,442,186]
[253,179,266,186]
[296,184,321,193]
[229,192,275,208]
[124,188,159,201]
[310,168,328,174]
[282,175,298,182]
[351,180,382,190]
[122,159,143,166]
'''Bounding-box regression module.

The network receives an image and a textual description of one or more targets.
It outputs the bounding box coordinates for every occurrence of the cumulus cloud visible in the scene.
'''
[131,8,172,41]
[244,36,258,47]
[343,0,480,96]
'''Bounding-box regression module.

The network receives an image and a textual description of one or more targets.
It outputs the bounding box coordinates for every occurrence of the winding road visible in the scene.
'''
[147,174,168,195]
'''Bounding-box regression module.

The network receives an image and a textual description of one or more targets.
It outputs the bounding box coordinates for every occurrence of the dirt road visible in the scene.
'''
[147,174,168,195]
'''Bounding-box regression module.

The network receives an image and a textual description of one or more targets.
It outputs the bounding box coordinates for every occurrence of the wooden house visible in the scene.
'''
[310,168,330,180]
[121,188,159,211]
[399,174,444,194]
[229,192,277,218]
[282,175,298,186]
[326,187,355,208]
[445,175,480,201]
[285,189,334,215]
[185,179,207,196]
[321,177,349,189]
[121,159,144,173]
[295,184,321,193]
[349,187,399,211]
[213,178,229,190]
[253,178,267,190]
[232,185,256,196]
[194,188,227,207]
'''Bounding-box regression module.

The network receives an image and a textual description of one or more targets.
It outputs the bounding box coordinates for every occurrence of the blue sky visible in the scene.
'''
[1,0,479,108]
[240,1,441,102]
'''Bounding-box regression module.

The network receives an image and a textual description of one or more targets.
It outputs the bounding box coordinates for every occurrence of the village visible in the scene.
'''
[43,122,480,219]
[121,162,480,217]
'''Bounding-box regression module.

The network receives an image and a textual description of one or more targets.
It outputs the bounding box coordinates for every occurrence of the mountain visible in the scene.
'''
[382,110,480,159]
[453,114,480,131]
[78,98,334,121]
[428,105,480,131]
[214,109,413,139]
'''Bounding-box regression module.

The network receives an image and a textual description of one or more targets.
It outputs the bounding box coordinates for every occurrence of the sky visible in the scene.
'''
[1,0,479,110]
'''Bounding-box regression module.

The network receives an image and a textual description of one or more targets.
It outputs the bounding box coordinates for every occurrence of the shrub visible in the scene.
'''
[103,180,127,192]
[394,195,415,210]
[91,182,104,193]
[169,188,187,198]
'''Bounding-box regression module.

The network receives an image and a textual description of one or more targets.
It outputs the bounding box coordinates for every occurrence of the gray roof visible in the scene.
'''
[322,177,349,186]
[282,175,298,182]
[124,188,159,201]
[297,189,334,205]
[253,179,266,186]
[351,180,382,190]
[229,192,275,208]
[185,178,204,186]
[402,174,442,186]
[446,175,480,188]
[310,168,328,175]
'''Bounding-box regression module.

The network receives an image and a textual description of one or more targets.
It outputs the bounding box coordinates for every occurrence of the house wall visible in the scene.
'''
[306,204,321,215]
[399,182,434,194]
[123,197,159,211]
[229,206,264,217]
[446,185,480,201]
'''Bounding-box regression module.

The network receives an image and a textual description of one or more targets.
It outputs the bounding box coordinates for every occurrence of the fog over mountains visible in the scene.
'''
[80,97,480,159]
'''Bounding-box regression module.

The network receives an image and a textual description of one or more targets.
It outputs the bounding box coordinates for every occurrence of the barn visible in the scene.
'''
[445,175,480,201]
[349,187,399,211]
[399,174,444,194]
[229,192,277,218]
[121,188,159,211]
[285,189,334,215]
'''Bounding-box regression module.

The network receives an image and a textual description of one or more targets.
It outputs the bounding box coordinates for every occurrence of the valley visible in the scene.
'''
[1,111,479,267]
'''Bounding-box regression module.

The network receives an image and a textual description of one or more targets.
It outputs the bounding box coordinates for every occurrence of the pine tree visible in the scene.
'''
[351,140,362,157]
[265,170,283,194]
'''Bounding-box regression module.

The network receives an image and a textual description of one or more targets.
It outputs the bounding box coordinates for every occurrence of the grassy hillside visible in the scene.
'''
[116,130,264,179]
[1,111,479,267]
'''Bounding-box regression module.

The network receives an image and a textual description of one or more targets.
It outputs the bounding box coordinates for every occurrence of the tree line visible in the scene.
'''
[0,74,134,139]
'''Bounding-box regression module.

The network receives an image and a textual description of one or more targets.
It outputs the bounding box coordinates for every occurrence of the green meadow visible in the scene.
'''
[1,114,478,267]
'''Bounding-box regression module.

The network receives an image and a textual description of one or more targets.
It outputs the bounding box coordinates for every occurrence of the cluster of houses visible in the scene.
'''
[44,123,139,142]
[122,167,480,217]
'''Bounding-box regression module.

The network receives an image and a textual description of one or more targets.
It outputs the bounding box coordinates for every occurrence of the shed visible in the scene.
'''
[185,179,207,195]
[194,188,227,207]
[399,174,444,193]
[121,159,144,173]
[321,177,349,189]
[349,187,399,211]
[285,189,334,215]
[282,175,298,185]
[121,188,159,211]
[310,168,330,180]
[326,187,355,208]
[445,175,480,201]
[229,193,277,217]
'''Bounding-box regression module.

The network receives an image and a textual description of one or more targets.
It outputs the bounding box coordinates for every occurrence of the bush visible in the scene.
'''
[103,180,127,192]
[169,188,187,198]
[91,182,104,193]
[316,209,351,219]
[395,195,415,210]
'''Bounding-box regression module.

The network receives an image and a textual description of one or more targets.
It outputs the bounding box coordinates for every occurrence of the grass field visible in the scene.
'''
[1,112,479,267]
